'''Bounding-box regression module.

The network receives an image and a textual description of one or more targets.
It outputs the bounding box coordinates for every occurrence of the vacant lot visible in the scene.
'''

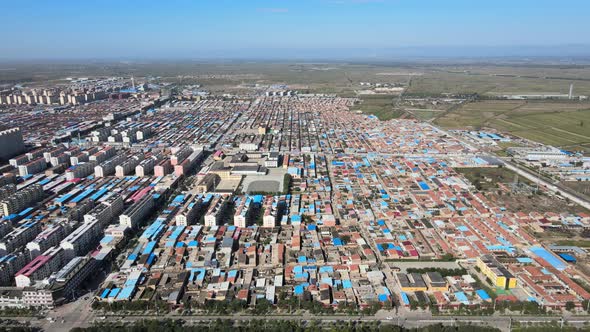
[350,94,404,121]
[456,167,588,214]
[246,180,280,193]
[241,168,286,194]
[456,166,532,191]
[405,109,446,121]
[436,100,590,153]
[561,181,590,200]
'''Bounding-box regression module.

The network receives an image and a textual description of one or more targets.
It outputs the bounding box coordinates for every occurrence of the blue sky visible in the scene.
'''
[2,0,590,59]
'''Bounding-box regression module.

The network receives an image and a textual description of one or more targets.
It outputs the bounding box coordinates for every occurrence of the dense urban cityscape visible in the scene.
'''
[2,1,590,331]
[0,67,588,332]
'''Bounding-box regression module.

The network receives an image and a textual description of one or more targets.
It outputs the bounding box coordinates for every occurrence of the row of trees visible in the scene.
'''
[73,319,503,332]
[92,292,391,317]
[92,299,170,313]
[405,267,466,277]
[0,307,38,317]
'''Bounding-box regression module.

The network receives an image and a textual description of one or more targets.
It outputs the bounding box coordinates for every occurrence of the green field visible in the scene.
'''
[406,109,445,121]
[489,110,590,151]
[406,66,590,96]
[435,100,590,153]
[434,100,525,128]
[555,239,590,247]
[350,94,404,121]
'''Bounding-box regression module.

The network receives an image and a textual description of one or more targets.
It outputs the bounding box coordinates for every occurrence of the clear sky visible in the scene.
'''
[3,0,590,59]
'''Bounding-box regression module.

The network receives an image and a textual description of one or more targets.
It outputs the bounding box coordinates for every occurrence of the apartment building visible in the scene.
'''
[0,251,29,286]
[154,159,172,177]
[135,158,155,177]
[27,224,69,259]
[65,162,96,180]
[204,196,225,227]
[0,221,42,255]
[119,194,155,229]
[94,154,126,178]
[175,196,201,227]
[69,152,89,166]
[88,146,115,164]
[15,246,65,287]
[233,196,252,228]
[18,158,47,177]
[49,255,97,303]
[1,184,44,216]
[60,220,103,259]
[0,128,26,160]
[83,195,124,228]
[0,185,16,204]
[115,155,144,178]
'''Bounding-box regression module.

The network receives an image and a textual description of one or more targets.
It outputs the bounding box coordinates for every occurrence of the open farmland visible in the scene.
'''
[406,66,590,96]
[434,100,525,128]
[435,100,590,153]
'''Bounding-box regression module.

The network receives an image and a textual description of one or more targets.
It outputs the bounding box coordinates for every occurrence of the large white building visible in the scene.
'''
[60,220,101,259]
[115,155,144,178]
[27,224,69,259]
[83,195,124,228]
[119,194,155,229]
[65,161,96,180]
[204,196,225,227]
[233,196,253,228]
[175,195,201,226]
[17,158,47,177]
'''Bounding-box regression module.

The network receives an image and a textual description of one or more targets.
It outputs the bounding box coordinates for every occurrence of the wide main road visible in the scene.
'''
[500,158,590,210]
[24,310,590,332]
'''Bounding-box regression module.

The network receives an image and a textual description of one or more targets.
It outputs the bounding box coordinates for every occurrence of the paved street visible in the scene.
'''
[10,299,590,332]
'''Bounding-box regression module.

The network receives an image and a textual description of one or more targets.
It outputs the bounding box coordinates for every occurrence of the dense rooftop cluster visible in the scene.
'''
[0,90,588,316]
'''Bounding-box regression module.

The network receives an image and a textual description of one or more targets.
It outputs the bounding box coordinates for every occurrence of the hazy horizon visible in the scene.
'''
[3,0,590,60]
[1,45,590,63]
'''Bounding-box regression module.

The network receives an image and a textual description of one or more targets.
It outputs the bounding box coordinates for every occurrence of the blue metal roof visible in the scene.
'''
[116,286,135,300]
[455,291,469,304]
[71,188,94,204]
[294,285,305,295]
[90,188,108,200]
[476,289,491,301]
[17,207,34,217]
[108,288,120,298]
[530,246,567,271]
[142,241,157,255]
[100,289,110,298]
[418,181,430,190]
[557,253,576,263]
[401,292,410,305]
